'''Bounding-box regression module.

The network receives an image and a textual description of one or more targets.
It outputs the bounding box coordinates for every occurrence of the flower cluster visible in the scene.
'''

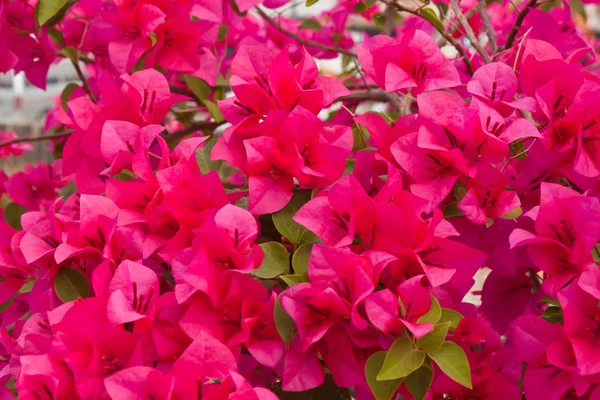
[2,0,600,399]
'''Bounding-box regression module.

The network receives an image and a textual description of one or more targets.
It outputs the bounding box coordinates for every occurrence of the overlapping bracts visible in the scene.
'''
[2,0,600,399]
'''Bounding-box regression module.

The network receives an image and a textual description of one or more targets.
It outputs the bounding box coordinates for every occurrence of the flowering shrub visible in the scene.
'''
[1,0,600,398]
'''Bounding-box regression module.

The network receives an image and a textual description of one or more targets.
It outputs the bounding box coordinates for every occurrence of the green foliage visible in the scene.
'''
[54,267,90,302]
[365,352,403,400]
[377,337,426,381]
[405,359,433,400]
[252,242,290,279]
[292,243,313,275]
[428,341,472,389]
[417,322,450,353]
[272,190,319,245]
[439,308,464,329]
[4,202,27,230]
[37,0,68,25]
[196,138,222,174]
[274,295,296,346]
[417,295,441,324]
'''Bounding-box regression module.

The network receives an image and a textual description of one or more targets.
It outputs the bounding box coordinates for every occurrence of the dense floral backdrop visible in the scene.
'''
[1,0,600,398]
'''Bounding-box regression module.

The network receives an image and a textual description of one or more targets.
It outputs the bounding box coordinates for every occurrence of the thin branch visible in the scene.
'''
[437,7,478,46]
[499,0,537,52]
[337,91,392,102]
[381,0,474,75]
[255,6,357,58]
[71,59,97,103]
[450,0,491,63]
[164,121,227,144]
[478,0,498,53]
[0,121,226,150]
[0,131,72,149]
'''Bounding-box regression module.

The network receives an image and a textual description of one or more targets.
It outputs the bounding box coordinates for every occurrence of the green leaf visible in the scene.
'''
[272,190,319,245]
[344,159,356,174]
[439,308,463,329]
[203,100,224,122]
[352,122,369,151]
[417,322,450,353]
[428,341,472,389]
[229,0,247,16]
[292,243,312,275]
[453,181,467,201]
[61,82,79,111]
[500,206,522,220]
[60,46,78,62]
[405,359,433,400]
[252,242,290,279]
[183,75,211,101]
[149,32,158,46]
[299,19,322,31]
[418,8,444,32]
[37,0,68,25]
[541,306,563,324]
[443,201,464,219]
[196,138,222,174]
[377,337,426,381]
[539,295,560,307]
[54,268,90,303]
[280,273,306,286]
[218,24,229,41]
[365,352,403,400]
[48,26,65,47]
[417,295,441,324]
[274,295,296,346]
[353,1,368,13]
[306,0,319,6]
[4,202,27,230]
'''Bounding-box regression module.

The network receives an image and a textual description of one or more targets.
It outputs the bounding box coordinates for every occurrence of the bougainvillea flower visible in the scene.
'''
[357,29,460,94]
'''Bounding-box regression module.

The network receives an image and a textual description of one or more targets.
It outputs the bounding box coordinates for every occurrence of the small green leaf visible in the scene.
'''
[306,0,319,6]
[352,122,369,151]
[280,273,306,286]
[365,352,403,400]
[272,190,319,245]
[149,32,158,46]
[54,268,90,303]
[439,308,463,329]
[61,82,79,111]
[353,1,368,13]
[292,243,312,275]
[418,8,444,32]
[218,24,229,41]
[274,295,296,346]
[443,201,464,219]
[377,337,426,381]
[4,202,27,230]
[299,19,322,31]
[541,306,563,324]
[428,341,472,389]
[252,242,290,279]
[60,46,79,63]
[500,206,522,220]
[183,75,211,101]
[196,138,222,174]
[229,0,247,16]
[48,26,65,47]
[202,100,224,122]
[417,322,450,353]
[539,295,560,307]
[37,0,68,25]
[453,181,467,201]
[405,359,433,400]
[417,295,441,324]
[344,158,356,174]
